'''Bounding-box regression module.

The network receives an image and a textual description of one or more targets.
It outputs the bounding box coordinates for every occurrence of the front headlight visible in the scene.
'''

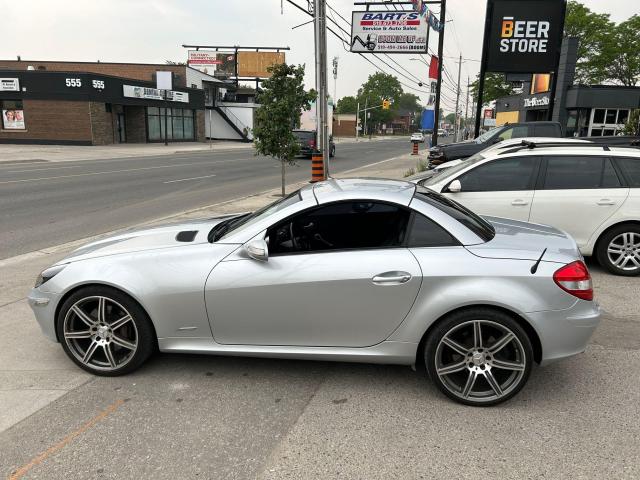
[35,264,67,288]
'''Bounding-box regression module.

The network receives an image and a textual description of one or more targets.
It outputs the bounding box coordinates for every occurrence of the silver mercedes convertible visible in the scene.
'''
[28,178,600,406]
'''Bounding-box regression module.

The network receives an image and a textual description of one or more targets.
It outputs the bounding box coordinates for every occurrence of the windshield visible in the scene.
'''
[419,154,485,187]
[414,186,495,242]
[210,190,303,242]
[475,126,505,144]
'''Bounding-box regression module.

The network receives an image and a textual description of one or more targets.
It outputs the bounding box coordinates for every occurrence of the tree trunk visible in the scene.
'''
[281,160,286,197]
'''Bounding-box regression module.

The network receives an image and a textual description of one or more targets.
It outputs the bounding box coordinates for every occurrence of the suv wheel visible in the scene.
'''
[597,224,640,276]
[424,309,533,406]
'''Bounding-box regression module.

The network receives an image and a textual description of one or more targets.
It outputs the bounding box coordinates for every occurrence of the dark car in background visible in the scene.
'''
[293,129,336,158]
[428,121,562,165]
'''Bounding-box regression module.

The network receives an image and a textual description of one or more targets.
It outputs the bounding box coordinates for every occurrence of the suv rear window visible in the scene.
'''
[293,131,315,141]
[414,187,495,242]
[616,157,640,187]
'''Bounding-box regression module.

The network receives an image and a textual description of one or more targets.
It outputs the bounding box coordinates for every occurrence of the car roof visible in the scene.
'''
[300,178,417,206]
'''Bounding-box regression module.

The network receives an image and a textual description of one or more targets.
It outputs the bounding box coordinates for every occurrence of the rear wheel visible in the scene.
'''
[596,224,640,276]
[425,309,533,406]
[56,286,156,376]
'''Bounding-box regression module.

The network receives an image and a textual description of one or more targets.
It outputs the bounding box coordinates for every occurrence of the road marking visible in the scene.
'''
[0,162,207,185]
[163,174,217,184]
[7,398,125,480]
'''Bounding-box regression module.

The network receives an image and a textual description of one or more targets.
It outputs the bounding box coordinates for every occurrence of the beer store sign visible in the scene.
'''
[485,0,565,73]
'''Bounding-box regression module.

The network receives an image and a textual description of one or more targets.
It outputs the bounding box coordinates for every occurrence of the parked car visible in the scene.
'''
[415,141,640,275]
[292,129,335,158]
[428,121,562,165]
[29,178,599,406]
[437,129,447,137]
[410,132,425,143]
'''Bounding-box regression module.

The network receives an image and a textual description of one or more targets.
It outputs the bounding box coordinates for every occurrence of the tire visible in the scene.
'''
[56,286,156,376]
[596,224,640,276]
[424,308,533,407]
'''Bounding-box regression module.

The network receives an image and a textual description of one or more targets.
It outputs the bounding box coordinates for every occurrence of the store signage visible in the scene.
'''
[350,11,428,53]
[188,50,222,66]
[123,85,189,103]
[0,78,20,91]
[523,95,550,108]
[485,0,566,73]
[484,108,495,118]
[2,108,25,129]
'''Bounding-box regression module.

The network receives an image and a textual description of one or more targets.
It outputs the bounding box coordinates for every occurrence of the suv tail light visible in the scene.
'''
[553,261,593,301]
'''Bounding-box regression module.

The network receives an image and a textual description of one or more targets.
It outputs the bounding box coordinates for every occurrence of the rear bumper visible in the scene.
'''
[528,300,601,366]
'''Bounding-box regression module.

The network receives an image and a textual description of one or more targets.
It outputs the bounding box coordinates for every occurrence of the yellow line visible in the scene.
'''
[7,399,125,480]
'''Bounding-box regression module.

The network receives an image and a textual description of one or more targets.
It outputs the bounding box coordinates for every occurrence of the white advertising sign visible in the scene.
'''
[2,109,25,129]
[123,85,189,103]
[187,50,221,66]
[0,78,20,91]
[350,11,428,53]
[156,71,173,91]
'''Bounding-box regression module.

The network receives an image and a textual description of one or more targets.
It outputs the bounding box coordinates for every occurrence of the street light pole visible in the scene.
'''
[454,53,462,142]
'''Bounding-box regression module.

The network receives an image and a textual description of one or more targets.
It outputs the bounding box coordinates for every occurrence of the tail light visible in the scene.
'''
[553,261,593,301]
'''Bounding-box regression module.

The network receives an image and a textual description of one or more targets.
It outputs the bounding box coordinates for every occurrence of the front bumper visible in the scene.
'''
[529,300,601,366]
[27,288,61,342]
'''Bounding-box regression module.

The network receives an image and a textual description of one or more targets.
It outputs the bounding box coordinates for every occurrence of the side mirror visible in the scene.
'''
[447,179,462,193]
[245,239,268,262]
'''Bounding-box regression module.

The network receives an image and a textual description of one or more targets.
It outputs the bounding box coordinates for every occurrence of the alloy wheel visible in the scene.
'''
[63,296,138,372]
[434,320,527,404]
[607,232,640,272]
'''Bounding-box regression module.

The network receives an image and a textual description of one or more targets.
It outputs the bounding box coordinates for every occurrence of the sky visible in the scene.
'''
[0,0,637,114]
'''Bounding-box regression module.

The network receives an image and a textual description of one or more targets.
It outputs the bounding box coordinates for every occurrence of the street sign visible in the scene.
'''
[350,11,428,54]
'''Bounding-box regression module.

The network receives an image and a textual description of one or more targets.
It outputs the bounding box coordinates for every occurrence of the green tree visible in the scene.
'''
[470,72,516,105]
[336,95,358,114]
[445,113,456,125]
[622,109,640,135]
[357,72,403,130]
[395,93,422,114]
[253,63,316,197]
[564,1,613,84]
[604,15,640,86]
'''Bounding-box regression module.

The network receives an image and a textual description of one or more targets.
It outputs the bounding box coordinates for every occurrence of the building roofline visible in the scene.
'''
[0,59,186,68]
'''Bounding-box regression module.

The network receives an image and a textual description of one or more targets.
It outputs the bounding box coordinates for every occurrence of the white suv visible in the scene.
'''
[416,143,640,276]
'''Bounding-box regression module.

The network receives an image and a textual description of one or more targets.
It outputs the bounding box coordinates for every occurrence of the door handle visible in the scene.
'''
[372,271,412,285]
[597,199,616,206]
[511,199,529,206]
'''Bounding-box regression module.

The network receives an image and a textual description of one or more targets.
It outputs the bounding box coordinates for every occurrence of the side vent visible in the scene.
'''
[176,230,198,242]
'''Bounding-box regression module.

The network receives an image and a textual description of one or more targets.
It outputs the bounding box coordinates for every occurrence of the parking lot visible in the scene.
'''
[1,226,638,479]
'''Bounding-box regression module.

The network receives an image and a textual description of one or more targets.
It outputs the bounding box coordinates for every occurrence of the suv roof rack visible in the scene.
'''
[498,140,620,155]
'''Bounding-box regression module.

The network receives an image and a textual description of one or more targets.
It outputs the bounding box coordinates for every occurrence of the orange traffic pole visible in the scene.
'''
[411,142,419,155]
[311,151,325,182]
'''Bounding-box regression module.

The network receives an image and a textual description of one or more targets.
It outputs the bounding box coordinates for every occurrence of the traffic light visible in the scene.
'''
[382,99,390,110]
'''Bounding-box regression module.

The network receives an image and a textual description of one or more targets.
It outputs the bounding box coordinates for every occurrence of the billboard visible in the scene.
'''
[350,11,428,54]
[187,50,221,67]
[485,0,566,73]
[237,52,285,78]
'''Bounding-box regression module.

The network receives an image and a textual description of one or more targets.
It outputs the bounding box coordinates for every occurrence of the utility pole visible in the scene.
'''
[431,0,446,147]
[355,101,360,141]
[454,53,462,142]
[313,0,329,179]
[464,76,470,140]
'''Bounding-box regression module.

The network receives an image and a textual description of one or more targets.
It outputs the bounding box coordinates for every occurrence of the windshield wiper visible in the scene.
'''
[207,214,251,243]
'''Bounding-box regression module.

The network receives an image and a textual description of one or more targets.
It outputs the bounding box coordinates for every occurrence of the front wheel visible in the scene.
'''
[596,224,640,276]
[56,286,156,376]
[424,309,533,406]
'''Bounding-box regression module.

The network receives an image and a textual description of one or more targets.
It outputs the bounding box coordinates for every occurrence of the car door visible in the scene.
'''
[441,156,540,221]
[204,201,422,347]
[529,155,629,248]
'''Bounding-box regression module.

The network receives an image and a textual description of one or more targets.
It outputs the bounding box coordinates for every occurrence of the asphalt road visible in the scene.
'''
[0,138,413,259]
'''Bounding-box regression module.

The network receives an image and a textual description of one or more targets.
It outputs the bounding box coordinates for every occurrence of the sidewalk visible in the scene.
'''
[0,141,253,164]
[0,151,421,433]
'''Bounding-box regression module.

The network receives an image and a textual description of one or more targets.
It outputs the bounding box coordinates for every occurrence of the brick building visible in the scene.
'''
[0,60,232,145]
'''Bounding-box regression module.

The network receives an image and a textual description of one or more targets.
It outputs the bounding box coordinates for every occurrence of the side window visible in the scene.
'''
[616,158,640,187]
[407,213,457,247]
[267,201,410,255]
[542,156,621,190]
[455,157,538,192]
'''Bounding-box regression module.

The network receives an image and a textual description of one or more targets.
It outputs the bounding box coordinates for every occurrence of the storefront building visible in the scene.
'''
[0,61,212,145]
[494,38,640,137]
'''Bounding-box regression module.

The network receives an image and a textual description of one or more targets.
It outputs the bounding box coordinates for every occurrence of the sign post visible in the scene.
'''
[474,0,567,137]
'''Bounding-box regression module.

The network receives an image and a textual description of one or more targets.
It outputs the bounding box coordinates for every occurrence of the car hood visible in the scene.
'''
[58,214,243,264]
[467,216,581,264]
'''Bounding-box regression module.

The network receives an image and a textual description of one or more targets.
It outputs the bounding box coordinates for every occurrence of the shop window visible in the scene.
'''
[605,110,617,124]
[146,107,195,142]
[617,110,629,125]
[603,128,615,136]
[1,100,25,130]
[593,109,606,124]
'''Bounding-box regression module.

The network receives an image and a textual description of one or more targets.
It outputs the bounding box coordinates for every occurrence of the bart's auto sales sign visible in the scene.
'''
[485,0,565,73]
[350,11,428,53]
